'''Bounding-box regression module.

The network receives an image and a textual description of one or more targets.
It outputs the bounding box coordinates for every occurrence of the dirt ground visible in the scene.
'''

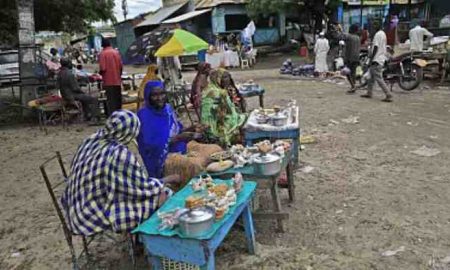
[1,57,450,270]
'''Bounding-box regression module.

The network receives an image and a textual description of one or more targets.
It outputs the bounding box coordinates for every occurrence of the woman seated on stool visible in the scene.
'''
[137,81,222,186]
[61,110,180,235]
[201,70,247,147]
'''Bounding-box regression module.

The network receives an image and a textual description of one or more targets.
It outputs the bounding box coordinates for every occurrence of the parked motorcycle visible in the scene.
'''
[359,46,427,91]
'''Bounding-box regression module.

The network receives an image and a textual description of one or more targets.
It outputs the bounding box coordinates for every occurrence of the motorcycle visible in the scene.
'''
[359,46,427,91]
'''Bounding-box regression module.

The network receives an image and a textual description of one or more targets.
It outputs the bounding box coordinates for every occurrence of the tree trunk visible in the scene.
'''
[16,0,37,114]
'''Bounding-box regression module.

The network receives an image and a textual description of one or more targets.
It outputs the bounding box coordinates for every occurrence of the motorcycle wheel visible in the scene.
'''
[398,63,423,91]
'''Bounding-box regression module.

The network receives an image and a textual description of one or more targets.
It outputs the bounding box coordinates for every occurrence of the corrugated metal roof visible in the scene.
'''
[195,0,246,9]
[162,9,211,24]
[136,1,188,28]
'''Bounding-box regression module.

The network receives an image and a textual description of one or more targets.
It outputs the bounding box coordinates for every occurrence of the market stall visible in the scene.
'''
[134,179,256,270]
[205,50,240,69]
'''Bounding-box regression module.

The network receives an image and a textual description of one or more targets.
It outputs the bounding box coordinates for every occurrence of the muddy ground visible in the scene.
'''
[1,57,450,270]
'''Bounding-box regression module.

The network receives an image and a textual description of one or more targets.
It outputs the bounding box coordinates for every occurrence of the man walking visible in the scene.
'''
[361,22,393,102]
[99,39,123,115]
[409,22,433,52]
[345,24,361,93]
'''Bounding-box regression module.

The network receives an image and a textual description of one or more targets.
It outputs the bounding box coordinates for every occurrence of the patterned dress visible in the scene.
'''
[62,110,171,236]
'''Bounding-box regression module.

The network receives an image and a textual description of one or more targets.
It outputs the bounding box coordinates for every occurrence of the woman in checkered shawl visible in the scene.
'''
[62,110,176,236]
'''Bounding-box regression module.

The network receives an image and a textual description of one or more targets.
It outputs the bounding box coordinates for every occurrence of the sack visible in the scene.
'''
[356,66,363,77]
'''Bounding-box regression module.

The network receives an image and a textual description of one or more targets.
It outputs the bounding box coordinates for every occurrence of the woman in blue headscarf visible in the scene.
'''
[137,81,207,179]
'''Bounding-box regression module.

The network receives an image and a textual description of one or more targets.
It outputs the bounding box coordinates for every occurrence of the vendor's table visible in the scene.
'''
[134,180,257,270]
[238,85,265,110]
[206,51,240,69]
[211,152,295,232]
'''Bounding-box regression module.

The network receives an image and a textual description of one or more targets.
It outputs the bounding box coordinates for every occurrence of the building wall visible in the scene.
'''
[211,4,248,34]
[115,21,137,57]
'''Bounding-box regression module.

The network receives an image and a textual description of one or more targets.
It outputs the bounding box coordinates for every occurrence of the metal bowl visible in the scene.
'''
[178,207,215,238]
[253,153,282,175]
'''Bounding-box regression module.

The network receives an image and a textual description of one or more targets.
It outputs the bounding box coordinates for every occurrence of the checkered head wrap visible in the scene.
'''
[104,109,140,144]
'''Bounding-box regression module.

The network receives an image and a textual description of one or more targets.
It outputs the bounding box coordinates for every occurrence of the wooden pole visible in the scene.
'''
[16,0,37,114]
[360,0,364,27]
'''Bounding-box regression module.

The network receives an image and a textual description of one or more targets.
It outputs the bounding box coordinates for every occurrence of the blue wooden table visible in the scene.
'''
[134,180,257,270]
[238,85,265,112]
[210,152,295,232]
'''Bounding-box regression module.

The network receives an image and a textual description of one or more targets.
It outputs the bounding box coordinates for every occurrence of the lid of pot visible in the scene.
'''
[254,153,280,163]
[179,207,214,223]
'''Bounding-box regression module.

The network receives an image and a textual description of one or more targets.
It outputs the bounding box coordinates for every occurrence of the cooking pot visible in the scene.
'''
[256,115,269,124]
[270,114,288,126]
[254,153,282,175]
[178,207,215,237]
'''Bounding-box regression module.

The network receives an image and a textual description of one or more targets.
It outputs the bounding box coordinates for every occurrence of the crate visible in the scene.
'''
[160,257,200,270]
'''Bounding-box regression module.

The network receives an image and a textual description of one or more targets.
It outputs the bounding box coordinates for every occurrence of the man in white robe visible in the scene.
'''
[314,32,330,73]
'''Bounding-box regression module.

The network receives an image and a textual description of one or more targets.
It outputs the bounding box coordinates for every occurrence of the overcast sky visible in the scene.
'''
[114,0,162,22]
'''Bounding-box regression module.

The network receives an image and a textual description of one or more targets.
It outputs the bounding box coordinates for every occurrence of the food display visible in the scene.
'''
[185,196,205,209]
[253,101,297,128]
[206,160,234,172]
[232,172,243,192]
[192,174,214,192]
[158,208,189,230]
[209,151,232,162]
[208,184,228,197]
[256,140,273,154]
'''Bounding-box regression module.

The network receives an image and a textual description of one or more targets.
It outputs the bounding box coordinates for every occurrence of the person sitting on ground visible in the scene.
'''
[201,70,247,146]
[61,110,180,235]
[345,24,361,93]
[217,68,246,112]
[137,81,218,184]
[57,58,101,124]
[190,62,211,113]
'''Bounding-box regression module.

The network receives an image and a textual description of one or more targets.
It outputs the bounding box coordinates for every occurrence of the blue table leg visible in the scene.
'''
[292,137,299,165]
[150,255,163,270]
[242,205,256,255]
[245,139,253,147]
[201,252,215,270]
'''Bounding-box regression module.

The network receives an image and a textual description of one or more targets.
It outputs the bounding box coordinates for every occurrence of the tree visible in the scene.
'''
[0,0,116,47]
[246,0,288,19]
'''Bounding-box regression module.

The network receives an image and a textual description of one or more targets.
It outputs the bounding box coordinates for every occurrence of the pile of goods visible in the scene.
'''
[157,175,244,237]
[279,59,315,77]
[237,80,264,95]
[254,101,297,127]
[206,140,291,172]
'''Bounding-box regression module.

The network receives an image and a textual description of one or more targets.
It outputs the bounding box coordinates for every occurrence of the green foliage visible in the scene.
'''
[246,0,342,19]
[34,0,116,33]
[0,0,116,47]
[0,0,18,47]
[246,0,288,19]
